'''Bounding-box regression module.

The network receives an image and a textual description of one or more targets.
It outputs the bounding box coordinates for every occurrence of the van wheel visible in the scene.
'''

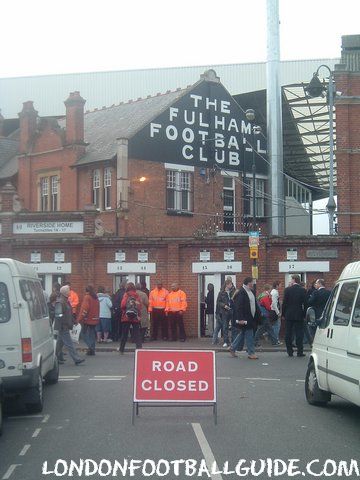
[26,374,44,414]
[45,357,59,385]
[305,362,331,406]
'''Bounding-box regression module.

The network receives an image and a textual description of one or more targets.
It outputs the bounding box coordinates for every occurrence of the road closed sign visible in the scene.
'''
[133,350,216,403]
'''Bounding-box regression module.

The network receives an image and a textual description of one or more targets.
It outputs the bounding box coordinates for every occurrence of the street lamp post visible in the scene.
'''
[306,65,336,235]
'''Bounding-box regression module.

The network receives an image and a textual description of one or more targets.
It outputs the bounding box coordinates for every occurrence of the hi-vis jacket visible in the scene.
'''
[165,290,187,313]
[148,288,169,312]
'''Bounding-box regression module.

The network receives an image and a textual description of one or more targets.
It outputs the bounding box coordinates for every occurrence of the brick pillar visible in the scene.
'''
[64,92,86,145]
[82,243,95,287]
[0,183,16,257]
[19,101,37,154]
[83,204,97,237]
[167,242,180,286]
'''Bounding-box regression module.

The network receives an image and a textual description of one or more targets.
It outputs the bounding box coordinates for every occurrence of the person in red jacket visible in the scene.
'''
[254,284,281,347]
[119,282,142,354]
[77,285,100,356]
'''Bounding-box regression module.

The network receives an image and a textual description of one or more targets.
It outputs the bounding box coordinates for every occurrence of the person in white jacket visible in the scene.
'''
[270,281,281,343]
[96,286,113,343]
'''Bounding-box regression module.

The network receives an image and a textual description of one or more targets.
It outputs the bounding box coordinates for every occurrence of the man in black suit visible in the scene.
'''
[282,274,307,357]
[308,279,331,319]
[229,277,261,359]
[307,278,331,338]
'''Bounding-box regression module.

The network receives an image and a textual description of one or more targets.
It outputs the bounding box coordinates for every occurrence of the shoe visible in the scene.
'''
[297,353,306,357]
[75,359,85,365]
[229,348,237,357]
[248,354,258,360]
[272,342,283,346]
[288,353,294,357]
[222,343,228,348]
[255,343,261,348]
[105,339,113,343]
[58,360,65,365]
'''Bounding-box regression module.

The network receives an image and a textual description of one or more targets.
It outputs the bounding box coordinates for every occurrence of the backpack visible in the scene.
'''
[125,294,138,320]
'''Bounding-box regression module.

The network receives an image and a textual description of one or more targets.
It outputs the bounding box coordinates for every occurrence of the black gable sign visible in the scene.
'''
[129,75,267,174]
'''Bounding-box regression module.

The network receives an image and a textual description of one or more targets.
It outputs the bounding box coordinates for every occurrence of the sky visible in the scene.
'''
[2,0,358,234]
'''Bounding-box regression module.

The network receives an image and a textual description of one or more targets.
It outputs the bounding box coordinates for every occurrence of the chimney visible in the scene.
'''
[0,109,4,137]
[64,91,86,145]
[19,101,38,153]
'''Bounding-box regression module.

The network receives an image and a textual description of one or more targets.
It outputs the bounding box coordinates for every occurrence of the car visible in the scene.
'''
[0,259,59,413]
[305,261,360,407]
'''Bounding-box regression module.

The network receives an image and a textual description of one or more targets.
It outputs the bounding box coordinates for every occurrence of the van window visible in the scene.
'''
[20,280,48,321]
[0,282,11,323]
[351,287,360,328]
[321,284,338,328]
[333,282,358,326]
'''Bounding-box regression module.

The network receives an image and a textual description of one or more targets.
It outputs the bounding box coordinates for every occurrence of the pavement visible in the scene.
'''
[76,336,312,353]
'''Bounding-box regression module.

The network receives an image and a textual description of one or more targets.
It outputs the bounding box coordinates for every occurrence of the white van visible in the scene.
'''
[0,259,58,413]
[305,261,360,407]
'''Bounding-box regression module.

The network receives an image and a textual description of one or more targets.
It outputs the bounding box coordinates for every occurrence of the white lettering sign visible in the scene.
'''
[13,221,84,234]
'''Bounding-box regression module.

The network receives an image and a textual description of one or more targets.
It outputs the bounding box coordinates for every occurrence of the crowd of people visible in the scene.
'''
[48,280,188,363]
[206,275,331,360]
[48,274,331,364]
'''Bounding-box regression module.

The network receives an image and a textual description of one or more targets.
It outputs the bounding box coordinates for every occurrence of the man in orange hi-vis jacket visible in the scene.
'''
[165,282,187,342]
[149,281,169,341]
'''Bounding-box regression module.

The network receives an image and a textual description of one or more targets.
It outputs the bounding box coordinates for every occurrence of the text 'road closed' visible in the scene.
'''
[134,350,216,402]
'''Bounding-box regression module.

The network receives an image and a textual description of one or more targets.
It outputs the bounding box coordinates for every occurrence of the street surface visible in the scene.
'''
[0,351,359,480]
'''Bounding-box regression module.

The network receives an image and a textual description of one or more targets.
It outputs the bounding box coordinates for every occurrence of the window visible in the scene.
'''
[321,285,338,328]
[103,167,112,209]
[92,169,101,209]
[40,177,49,211]
[51,176,58,211]
[351,287,360,327]
[0,282,11,323]
[20,280,48,321]
[244,177,265,217]
[333,282,358,326]
[39,174,59,211]
[166,170,193,212]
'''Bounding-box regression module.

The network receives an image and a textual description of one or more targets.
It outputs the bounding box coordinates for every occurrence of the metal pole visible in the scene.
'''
[252,127,256,231]
[327,72,336,235]
[267,0,284,235]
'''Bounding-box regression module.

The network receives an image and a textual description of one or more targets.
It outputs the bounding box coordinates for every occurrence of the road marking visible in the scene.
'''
[32,428,41,438]
[217,377,231,380]
[89,378,123,381]
[191,423,223,480]
[93,375,126,378]
[59,375,80,378]
[296,379,305,383]
[2,464,21,479]
[59,378,75,382]
[19,445,31,456]
[7,415,43,420]
[42,414,50,424]
[245,377,280,381]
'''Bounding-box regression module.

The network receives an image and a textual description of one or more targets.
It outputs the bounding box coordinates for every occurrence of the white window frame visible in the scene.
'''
[103,167,112,210]
[244,176,266,218]
[166,170,193,212]
[92,169,101,209]
[40,177,49,212]
[50,175,58,212]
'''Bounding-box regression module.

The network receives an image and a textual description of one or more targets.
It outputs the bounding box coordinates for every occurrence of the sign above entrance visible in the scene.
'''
[107,262,156,274]
[224,249,234,261]
[279,261,330,273]
[138,250,148,262]
[199,250,210,262]
[287,248,298,261]
[13,221,84,234]
[29,263,72,274]
[192,261,242,274]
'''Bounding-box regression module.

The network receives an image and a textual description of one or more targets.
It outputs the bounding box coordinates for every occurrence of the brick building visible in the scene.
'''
[0,37,359,337]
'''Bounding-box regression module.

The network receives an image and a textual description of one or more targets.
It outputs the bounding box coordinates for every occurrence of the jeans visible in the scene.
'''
[57,329,82,363]
[82,324,96,353]
[254,317,278,345]
[206,314,214,336]
[231,328,255,355]
[212,312,230,345]
[272,318,281,343]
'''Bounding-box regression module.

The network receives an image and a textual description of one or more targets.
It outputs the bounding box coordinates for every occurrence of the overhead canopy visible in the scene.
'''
[234,83,335,201]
